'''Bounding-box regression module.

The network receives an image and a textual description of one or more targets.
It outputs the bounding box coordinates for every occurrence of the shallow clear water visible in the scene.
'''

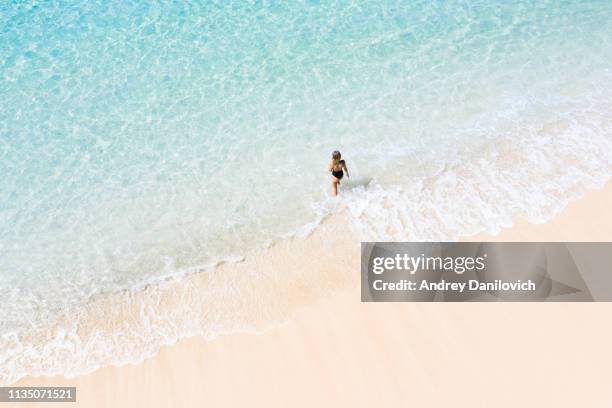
[1,0,612,383]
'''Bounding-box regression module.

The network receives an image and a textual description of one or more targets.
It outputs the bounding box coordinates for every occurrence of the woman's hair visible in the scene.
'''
[331,150,342,168]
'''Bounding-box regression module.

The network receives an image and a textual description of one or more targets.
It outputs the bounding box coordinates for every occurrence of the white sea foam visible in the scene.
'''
[342,112,612,241]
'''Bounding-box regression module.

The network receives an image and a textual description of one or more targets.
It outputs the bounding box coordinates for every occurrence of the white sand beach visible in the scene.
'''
[12,182,612,408]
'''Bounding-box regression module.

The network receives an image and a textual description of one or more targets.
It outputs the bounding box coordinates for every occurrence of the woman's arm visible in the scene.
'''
[343,161,350,178]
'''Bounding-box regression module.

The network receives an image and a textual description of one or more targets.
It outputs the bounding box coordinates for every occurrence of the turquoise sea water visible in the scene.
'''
[1,0,612,383]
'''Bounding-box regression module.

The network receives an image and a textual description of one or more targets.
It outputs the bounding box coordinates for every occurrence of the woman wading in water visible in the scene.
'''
[328,150,349,196]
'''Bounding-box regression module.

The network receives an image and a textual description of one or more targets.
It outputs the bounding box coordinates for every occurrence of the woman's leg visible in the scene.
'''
[332,179,339,196]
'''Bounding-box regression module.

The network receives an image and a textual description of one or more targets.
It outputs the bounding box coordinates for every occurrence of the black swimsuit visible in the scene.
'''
[331,160,344,180]
[332,169,344,179]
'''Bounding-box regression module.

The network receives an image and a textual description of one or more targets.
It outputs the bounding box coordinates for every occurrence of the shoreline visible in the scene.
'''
[12,181,612,407]
[3,107,611,386]
[2,210,360,387]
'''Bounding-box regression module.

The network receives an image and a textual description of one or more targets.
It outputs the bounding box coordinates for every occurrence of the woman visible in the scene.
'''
[328,150,349,196]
